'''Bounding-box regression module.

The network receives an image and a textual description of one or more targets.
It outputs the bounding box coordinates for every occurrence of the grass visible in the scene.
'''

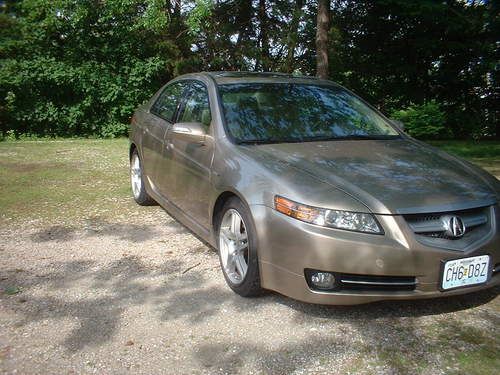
[428,140,500,159]
[359,317,500,375]
[0,138,138,226]
[1,138,499,226]
[436,319,500,375]
[429,140,500,178]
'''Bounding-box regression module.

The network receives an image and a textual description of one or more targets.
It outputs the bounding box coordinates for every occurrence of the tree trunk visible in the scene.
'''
[173,0,181,17]
[233,0,253,70]
[316,0,330,79]
[285,0,304,73]
[258,0,270,71]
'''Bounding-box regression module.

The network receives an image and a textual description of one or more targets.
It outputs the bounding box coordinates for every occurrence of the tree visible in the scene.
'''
[258,0,270,71]
[329,0,498,138]
[0,0,190,137]
[315,0,329,79]
[285,0,304,73]
[0,0,497,139]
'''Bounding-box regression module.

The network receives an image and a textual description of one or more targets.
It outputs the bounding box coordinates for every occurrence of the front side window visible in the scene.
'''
[151,82,186,121]
[178,82,211,128]
[218,83,399,143]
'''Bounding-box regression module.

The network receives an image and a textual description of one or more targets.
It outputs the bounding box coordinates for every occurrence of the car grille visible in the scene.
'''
[404,206,489,240]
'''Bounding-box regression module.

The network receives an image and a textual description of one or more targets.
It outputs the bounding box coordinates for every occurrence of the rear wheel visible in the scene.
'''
[217,197,262,297]
[130,149,156,206]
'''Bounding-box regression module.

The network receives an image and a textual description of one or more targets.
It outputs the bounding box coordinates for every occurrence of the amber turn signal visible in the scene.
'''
[274,196,322,224]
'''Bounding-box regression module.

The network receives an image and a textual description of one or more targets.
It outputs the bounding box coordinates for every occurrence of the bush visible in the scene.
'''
[390,101,448,139]
[0,0,190,138]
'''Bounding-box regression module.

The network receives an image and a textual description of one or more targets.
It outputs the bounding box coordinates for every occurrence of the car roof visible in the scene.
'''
[176,71,332,85]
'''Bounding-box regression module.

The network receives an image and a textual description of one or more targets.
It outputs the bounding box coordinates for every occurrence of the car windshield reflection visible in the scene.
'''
[219,83,401,144]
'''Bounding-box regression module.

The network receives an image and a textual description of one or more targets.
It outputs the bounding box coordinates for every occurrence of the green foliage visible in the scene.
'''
[0,0,188,137]
[186,0,214,36]
[391,101,447,139]
[329,0,498,139]
[0,0,498,139]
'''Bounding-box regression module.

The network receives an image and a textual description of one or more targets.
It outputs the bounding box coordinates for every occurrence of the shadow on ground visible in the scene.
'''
[2,249,498,355]
[190,286,499,374]
[2,214,499,373]
[283,285,500,321]
[29,216,188,243]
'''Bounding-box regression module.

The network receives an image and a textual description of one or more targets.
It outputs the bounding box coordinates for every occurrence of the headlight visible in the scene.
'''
[274,196,383,234]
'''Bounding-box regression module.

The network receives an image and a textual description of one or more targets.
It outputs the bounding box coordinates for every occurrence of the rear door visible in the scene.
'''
[142,81,187,194]
[161,81,214,228]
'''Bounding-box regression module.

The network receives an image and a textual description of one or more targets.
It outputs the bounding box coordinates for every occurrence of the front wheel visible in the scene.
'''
[217,197,262,297]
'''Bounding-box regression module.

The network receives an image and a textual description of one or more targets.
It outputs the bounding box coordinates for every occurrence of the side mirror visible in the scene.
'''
[391,119,405,132]
[171,122,207,144]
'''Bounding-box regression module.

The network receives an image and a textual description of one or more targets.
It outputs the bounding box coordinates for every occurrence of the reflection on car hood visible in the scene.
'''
[250,139,497,214]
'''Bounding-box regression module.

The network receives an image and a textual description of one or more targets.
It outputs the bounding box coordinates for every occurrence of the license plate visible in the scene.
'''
[441,255,490,290]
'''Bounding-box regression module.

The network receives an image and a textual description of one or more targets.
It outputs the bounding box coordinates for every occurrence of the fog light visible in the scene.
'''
[310,272,335,289]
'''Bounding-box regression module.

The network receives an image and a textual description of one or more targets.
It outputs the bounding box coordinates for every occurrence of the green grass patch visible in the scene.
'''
[427,140,500,159]
[2,286,22,295]
[454,347,500,375]
[0,138,498,226]
[434,319,500,375]
[427,140,500,178]
[0,138,140,226]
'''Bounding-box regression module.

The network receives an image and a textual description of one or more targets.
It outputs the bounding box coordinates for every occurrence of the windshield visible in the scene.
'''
[218,83,400,144]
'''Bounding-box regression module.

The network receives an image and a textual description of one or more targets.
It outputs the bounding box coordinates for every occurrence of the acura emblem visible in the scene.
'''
[442,215,466,238]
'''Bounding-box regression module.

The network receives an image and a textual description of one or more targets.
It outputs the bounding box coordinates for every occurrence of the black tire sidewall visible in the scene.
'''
[216,197,262,297]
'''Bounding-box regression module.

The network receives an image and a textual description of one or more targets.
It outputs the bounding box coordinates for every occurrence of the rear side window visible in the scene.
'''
[178,82,211,128]
[151,82,186,121]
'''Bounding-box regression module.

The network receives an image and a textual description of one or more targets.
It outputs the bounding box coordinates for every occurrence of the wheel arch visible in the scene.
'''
[211,189,251,233]
[129,142,137,161]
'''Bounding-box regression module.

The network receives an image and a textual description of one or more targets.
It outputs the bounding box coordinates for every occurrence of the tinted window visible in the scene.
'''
[151,82,186,121]
[178,82,211,127]
[218,83,399,143]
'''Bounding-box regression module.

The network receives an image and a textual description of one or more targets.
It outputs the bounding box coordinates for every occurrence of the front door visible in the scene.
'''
[163,81,214,229]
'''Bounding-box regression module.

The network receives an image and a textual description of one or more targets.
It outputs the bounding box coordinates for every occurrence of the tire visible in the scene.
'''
[130,148,156,206]
[216,197,262,297]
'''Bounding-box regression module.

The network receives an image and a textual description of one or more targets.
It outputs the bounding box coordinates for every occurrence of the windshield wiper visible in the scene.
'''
[237,138,305,145]
[237,139,278,145]
[301,134,401,141]
[237,134,400,145]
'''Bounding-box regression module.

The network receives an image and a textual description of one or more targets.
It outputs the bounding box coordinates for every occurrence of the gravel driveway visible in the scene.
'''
[0,140,498,374]
[1,208,499,375]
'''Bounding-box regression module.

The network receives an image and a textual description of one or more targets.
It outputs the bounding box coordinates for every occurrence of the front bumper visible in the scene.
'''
[250,205,500,305]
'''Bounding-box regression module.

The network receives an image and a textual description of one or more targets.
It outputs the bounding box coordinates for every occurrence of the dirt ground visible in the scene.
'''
[0,140,499,374]
[1,209,499,375]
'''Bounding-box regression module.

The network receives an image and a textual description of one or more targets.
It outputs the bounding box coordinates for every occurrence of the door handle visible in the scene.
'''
[173,127,191,134]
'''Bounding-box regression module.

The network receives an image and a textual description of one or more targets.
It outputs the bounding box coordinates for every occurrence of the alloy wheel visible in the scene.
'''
[130,153,142,199]
[219,209,249,284]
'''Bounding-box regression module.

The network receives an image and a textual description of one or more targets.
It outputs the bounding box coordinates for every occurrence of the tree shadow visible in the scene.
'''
[194,336,354,374]
[5,222,500,373]
[30,217,163,243]
[190,316,433,374]
[188,287,499,374]
[279,285,500,322]
[1,255,194,352]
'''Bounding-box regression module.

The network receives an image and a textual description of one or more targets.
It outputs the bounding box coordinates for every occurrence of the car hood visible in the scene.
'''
[247,139,497,214]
